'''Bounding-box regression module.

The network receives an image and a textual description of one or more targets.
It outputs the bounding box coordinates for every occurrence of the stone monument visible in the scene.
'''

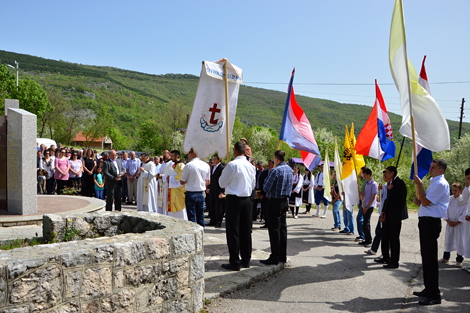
[5,103,37,215]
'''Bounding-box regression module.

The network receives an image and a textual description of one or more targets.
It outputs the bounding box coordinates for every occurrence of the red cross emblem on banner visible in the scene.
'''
[209,103,221,124]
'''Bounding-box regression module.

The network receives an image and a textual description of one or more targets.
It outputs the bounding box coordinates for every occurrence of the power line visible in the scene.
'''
[245,81,470,86]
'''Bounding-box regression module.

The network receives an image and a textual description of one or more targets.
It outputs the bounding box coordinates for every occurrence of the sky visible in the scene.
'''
[2,0,469,122]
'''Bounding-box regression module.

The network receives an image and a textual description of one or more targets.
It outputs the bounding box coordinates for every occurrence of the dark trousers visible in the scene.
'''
[208,192,218,224]
[185,191,205,227]
[45,178,54,195]
[214,194,225,225]
[418,217,442,299]
[266,198,288,262]
[106,181,122,211]
[225,195,252,265]
[82,173,95,197]
[371,219,383,253]
[121,178,128,201]
[381,219,402,265]
[56,179,67,195]
[260,197,267,220]
[363,207,373,244]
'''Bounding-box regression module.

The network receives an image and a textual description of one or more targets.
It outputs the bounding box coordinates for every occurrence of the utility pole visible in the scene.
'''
[458,98,465,140]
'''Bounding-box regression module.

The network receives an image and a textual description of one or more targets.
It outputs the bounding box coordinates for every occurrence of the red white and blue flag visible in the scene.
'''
[410,56,433,179]
[279,69,321,171]
[356,80,396,161]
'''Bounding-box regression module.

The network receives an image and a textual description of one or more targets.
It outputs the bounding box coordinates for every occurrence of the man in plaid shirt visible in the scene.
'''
[262,150,294,265]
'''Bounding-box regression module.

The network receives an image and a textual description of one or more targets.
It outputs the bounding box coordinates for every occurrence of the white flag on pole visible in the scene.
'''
[183,60,243,159]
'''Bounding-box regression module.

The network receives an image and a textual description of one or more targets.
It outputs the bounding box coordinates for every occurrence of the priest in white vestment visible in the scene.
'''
[157,150,173,215]
[136,153,158,212]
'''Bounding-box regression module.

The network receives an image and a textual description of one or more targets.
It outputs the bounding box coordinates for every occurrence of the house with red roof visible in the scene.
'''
[72,131,113,149]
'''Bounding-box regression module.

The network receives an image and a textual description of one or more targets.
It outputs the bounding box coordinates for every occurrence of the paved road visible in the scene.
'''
[207,211,470,313]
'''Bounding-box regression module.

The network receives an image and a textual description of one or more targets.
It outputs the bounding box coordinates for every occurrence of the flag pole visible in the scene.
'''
[349,125,364,207]
[335,137,345,194]
[395,136,406,168]
[277,140,282,150]
[375,80,382,202]
[224,60,231,162]
[399,1,419,196]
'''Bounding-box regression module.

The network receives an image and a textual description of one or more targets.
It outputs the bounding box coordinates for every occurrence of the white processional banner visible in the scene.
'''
[183,59,243,159]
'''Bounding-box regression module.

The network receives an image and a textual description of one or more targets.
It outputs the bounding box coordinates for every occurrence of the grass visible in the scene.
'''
[0,238,45,250]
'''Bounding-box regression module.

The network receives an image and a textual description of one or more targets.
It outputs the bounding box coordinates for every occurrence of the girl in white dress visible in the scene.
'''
[302,169,314,214]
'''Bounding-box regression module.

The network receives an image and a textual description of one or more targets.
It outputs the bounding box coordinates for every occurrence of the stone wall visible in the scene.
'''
[0,211,205,312]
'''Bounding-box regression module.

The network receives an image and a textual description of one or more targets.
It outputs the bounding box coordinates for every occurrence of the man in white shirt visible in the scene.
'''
[413,159,450,305]
[180,149,210,226]
[219,142,256,271]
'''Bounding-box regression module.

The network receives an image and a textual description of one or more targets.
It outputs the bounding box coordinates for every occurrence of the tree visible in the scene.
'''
[39,87,68,138]
[82,105,113,148]
[0,64,52,133]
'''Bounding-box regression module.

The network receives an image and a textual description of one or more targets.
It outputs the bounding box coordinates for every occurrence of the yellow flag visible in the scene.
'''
[341,125,359,211]
[350,123,366,174]
[342,125,354,180]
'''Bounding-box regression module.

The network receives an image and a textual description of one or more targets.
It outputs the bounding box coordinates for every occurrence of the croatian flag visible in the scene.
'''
[410,56,433,179]
[356,80,396,161]
[279,69,321,171]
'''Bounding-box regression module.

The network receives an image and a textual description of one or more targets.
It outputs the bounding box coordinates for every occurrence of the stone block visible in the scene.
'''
[171,233,195,256]
[190,253,204,283]
[100,289,135,313]
[9,264,61,311]
[163,298,190,313]
[135,286,148,311]
[0,306,29,313]
[93,244,114,264]
[149,277,177,305]
[64,270,81,299]
[43,214,66,242]
[48,302,80,313]
[4,99,19,116]
[6,257,47,279]
[125,264,158,287]
[147,238,171,260]
[192,281,204,313]
[81,300,100,313]
[0,266,5,306]
[60,249,92,267]
[113,270,124,290]
[7,108,37,215]
[114,241,146,267]
[196,230,203,252]
[81,267,112,300]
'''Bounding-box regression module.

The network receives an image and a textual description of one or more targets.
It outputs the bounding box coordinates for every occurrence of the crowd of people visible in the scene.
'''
[35,140,470,306]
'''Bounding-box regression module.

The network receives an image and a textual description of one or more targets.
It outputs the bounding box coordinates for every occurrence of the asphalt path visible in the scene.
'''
[207,211,470,313]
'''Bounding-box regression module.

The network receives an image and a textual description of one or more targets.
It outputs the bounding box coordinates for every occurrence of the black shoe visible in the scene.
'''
[221,263,240,271]
[358,241,367,245]
[126,201,133,205]
[383,263,399,269]
[260,258,279,265]
[260,224,268,228]
[419,297,441,305]
[215,223,222,228]
[413,290,427,297]
[339,230,348,233]
[241,261,250,268]
[374,258,390,264]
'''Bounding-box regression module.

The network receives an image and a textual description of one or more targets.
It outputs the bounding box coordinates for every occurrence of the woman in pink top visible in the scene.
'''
[54,149,70,194]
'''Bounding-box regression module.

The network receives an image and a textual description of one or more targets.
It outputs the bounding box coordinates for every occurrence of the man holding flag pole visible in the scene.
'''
[389,0,450,305]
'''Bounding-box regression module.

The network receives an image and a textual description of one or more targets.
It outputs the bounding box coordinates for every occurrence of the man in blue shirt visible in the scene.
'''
[413,159,450,306]
[262,150,294,265]
[359,167,378,248]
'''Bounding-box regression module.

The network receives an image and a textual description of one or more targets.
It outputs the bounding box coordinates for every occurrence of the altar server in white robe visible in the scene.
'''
[440,181,469,267]
[136,153,158,213]
[157,150,172,215]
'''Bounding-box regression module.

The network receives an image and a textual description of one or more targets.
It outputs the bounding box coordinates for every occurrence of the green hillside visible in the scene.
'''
[0,49,467,152]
